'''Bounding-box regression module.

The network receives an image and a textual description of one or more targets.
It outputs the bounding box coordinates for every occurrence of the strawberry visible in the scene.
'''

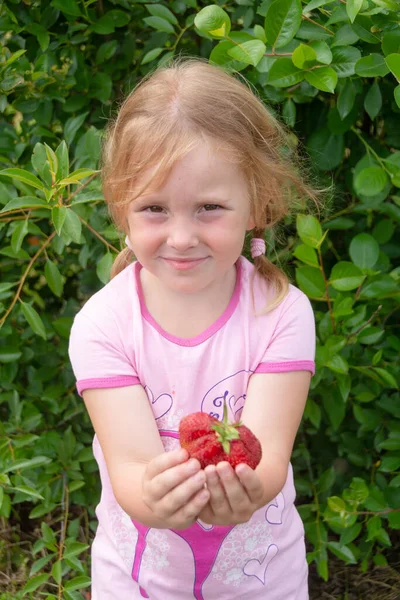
[179,403,262,470]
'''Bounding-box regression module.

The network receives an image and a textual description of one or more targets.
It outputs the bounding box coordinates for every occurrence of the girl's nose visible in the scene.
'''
[166,218,199,250]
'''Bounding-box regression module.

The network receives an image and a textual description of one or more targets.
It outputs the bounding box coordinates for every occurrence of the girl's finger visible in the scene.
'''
[149,457,202,501]
[235,465,265,505]
[217,462,250,512]
[204,465,230,515]
[145,448,189,480]
[160,469,207,517]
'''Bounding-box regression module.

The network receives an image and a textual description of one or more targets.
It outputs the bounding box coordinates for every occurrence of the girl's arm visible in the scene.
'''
[82,385,209,529]
[241,370,311,504]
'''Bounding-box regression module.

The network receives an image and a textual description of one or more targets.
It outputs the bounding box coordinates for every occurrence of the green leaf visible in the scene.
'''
[145,3,178,25]
[45,261,63,297]
[265,0,302,49]
[29,554,55,577]
[64,113,88,146]
[0,196,49,213]
[382,30,400,57]
[358,327,384,345]
[355,53,390,77]
[0,168,45,191]
[385,53,400,83]
[309,40,332,65]
[307,128,344,170]
[346,0,363,23]
[141,47,164,65]
[364,80,382,120]
[330,261,365,291]
[0,348,22,363]
[11,219,29,253]
[331,46,361,78]
[97,252,113,284]
[388,512,400,529]
[395,85,400,109]
[20,301,47,340]
[337,80,356,120]
[31,143,52,186]
[268,58,304,87]
[292,44,317,69]
[41,522,56,545]
[296,214,323,248]
[58,168,98,186]
[340,522,362,545]
[349,233,380,269]
[379,455,400,472]
[332,24,359,48]
[327,541,357,564]
[62,208,82,243]
[354,166,388,197]
[293,244,319,266]
[52,207,67,236]
[52,560,62,585]
[143,16,175,34]
[10,485,44,500]
[51,0,80,16]
[96,40,119,64]
[327,496,346,513]
[3,456,51,473]
[303,0,336,10]
[373,368,398,389]
[325,354,349,375]
[351,16,380,45]
[55,141,69,181]
[295,266,326,297]
[282,98,296,127]
[304,66,337,93]
[64,542,90,559]
[194,6,231,39]
[227,40,266,66]
[64,575,91,591]
[22,573,49,594]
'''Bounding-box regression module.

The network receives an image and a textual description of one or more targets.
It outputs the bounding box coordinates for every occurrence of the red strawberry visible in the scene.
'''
[179,403,262,470]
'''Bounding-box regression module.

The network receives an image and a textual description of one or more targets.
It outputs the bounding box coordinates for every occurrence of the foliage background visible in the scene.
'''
[0,0,399,598]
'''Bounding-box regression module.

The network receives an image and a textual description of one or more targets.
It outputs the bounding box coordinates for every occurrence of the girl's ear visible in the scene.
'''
[246,215,256,231]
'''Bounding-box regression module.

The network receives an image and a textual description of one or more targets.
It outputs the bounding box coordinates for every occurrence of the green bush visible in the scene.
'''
[0,1,399,597]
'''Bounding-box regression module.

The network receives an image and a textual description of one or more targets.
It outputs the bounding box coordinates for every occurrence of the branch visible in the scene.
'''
[0,231,57,328]
[78,215,119,252]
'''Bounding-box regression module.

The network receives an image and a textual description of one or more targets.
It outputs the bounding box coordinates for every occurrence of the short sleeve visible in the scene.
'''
[68,308,140,397]
[254,291,316,376]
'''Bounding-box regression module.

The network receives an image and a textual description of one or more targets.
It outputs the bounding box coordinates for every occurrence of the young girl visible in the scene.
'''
[68,57,317,600]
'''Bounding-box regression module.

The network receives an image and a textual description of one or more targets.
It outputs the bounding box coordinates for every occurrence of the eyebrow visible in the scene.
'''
[136,195,230,204]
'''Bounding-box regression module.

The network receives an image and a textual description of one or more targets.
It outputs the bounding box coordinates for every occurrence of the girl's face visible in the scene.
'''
[126,137,255,296]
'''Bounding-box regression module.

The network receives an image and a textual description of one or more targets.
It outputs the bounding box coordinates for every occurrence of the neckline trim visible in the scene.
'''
[134,258,243,347]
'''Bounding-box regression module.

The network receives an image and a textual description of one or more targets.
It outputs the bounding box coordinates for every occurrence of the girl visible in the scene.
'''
[68,57,318,600]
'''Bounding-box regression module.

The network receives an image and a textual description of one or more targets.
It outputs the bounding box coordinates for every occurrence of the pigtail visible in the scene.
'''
[110,247,135,279]
[250,228,289,314]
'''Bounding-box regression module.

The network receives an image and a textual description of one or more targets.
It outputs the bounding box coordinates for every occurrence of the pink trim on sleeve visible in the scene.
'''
[77,375,141,396]
[255,361,315,375]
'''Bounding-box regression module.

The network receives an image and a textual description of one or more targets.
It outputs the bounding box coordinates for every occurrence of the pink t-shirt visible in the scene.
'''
[68,255,315,600]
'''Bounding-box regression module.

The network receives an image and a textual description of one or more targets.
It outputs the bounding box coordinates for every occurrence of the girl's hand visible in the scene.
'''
[142,448,210,530]
[198,462,265,526]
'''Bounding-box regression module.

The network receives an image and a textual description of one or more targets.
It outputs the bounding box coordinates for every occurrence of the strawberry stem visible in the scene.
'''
[212,397,240,454]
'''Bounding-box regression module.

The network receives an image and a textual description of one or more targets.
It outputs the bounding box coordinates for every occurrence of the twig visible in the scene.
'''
[318,248,335,332]
[302,14,334,35]
[0,231,56,328]
[77,215,119,252]
[347,305,383,339]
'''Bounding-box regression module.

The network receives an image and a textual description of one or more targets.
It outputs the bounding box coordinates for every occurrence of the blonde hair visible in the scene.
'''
[101,56,322,313]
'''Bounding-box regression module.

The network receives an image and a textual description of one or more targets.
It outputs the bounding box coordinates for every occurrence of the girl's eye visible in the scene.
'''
[143,205,164,213]
[202,204,222,211]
